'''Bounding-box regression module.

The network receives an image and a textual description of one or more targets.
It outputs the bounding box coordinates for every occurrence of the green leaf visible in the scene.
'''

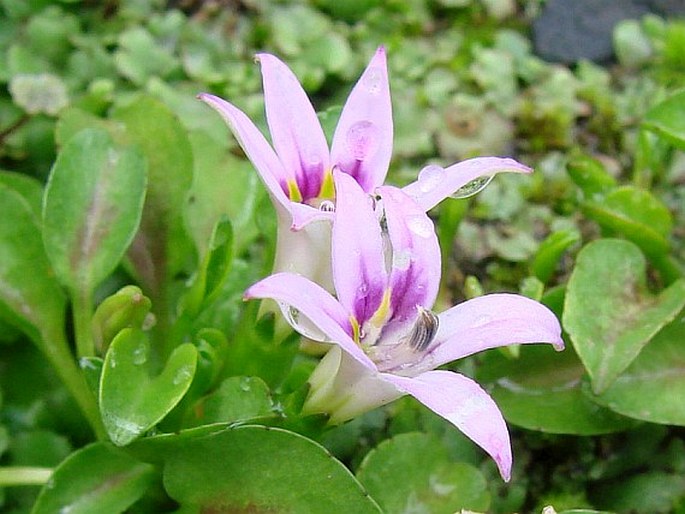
[0,184,66,344]
[114,27,179,86]
[180,217,233,318]
[531,228,581,283]
[31,443,156,514]
[643,89,685,149]
[563,239,685,394]
[163,425,382,513]
[566,155,617,198]
[184,376,274,428]
[591,317,685,425]
[357,432,490,513]
[42,128,147,295]
[0,170,44,221]
[111,96,194,306]
[184,134,262,256]
[477,345,634,435]
[100,329,197,446]
[591,472,685,513]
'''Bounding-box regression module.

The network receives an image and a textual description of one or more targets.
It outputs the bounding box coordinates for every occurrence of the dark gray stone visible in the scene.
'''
[532,0,651,63]
[643,0,685,16]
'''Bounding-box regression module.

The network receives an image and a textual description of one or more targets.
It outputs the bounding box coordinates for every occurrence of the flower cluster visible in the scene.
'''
[200,47,563,481]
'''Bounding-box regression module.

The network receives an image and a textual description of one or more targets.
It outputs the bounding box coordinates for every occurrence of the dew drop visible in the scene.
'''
[471,314,492,328]
[239,377,252,392]
[363,67,383,94]
[132,344,148,366]
[450,175,494,199]
[393,249,412,271]
[406,214,434,238]
[280,303,329,342]
[346,121,379,160]
[319,200,335,212]
[416,164,444,193]
[172,365,193,386]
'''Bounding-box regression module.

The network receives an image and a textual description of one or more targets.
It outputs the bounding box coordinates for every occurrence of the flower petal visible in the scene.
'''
[198,93,292,212]
[424,293,564,369]
[377,185,441,323]
[381,370,512,481]
[402,157,532,212]
[332,170,388,325]
[330,47,393,192]
[244,272,375,369]
[257,53,330,201]
[304,346,401,424]
[271,216,334,290]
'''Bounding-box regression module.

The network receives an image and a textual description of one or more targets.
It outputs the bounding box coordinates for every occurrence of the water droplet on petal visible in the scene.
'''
[346,121,379,161]
[363,67,383,94]
[417,164,444,193]
[406,214,434,238]
[280,303,330,342]
[393,249,412,271]
[319,200,335,212]
[472,314,492,328]
[451,175,494,199]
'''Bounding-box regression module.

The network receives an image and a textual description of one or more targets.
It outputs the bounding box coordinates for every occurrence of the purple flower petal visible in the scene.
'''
[245,272,375,370]
[382,370,513,481]
[377,185,441,323]
[257,53,330,201]
[332,171,388,325]
[330,47,393,193]
[423,294,564,370]
[402,157,532,212]
[197,93,292,212]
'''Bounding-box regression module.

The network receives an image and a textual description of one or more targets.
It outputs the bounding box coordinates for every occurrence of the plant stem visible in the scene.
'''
[0,467,53,487]
[0,114,30,145]
[39,326,107,441]
[72,288,95,359]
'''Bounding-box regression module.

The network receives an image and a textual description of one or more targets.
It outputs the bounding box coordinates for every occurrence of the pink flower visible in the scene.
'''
[198,48,531,286]
[245,171,564,481]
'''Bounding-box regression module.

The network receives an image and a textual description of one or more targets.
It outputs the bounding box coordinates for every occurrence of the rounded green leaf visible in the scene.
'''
[564,239,685,394]
[100,329,198,446]
[0,184,66,344]
[357,432,490,513]
[31,443,155,514]
[590,318,685,425]
[183,376,274,428]
[43,128,147,294]
[477,345,633,435]
[163,425,382,513]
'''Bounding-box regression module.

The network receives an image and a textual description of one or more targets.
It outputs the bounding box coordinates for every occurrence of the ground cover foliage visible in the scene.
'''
[1,0,685,512]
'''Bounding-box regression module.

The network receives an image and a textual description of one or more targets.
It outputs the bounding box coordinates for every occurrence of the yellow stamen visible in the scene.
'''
[287,179,303,202]
[368,289,392,329]
[318,169,335,200]
[350,316,361,344]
